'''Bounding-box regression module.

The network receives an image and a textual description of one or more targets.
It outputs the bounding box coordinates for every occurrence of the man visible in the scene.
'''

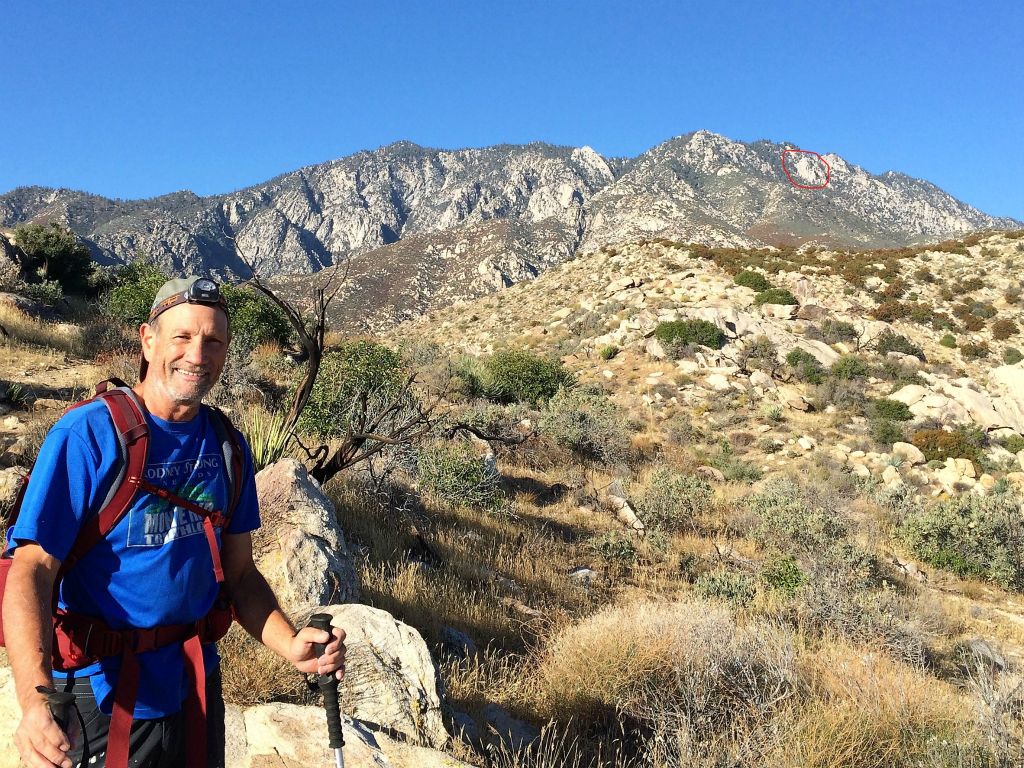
[4,277,345,768]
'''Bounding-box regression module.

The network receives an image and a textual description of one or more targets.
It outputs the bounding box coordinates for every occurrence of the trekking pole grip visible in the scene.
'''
[308,613,345,750]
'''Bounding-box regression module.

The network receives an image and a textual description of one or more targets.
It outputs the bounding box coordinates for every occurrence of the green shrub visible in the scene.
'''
[873,329,924,360]
[753,288,798,306]
[14,222,94,295]
[693,570,756,606]
[1000,435,1024,455]
[103,260,172,327]
[220,284,292,350]
[869,399,913,421]
[900,490,1024,590]
[734,270,772,292]
[589,532,637,567]
[483,349,574,404]
[910,428,981,463]
[599,344,618,360]
[830,354,870,380]
[785,348,825,384]
[811,377,868,412]
[540,387,633,466]
[748,478,847,556]
[821,319,858,344]
[299,339,404,439]
[939,333,957,348]
[1004,347,1024,365]
[992,318,1019,340]
[653,319,726,350]
[637,469,713,533]
[20,279,64,307]
[761,555,806,597]
[869,419,904,446]
[960,342,990,359]
[417,440,500,509]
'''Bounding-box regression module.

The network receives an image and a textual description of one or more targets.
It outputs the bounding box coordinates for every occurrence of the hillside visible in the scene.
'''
[2,132,1018,336]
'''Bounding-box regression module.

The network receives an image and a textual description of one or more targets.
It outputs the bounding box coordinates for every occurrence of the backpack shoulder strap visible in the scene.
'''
[62,386,149,572]
[205,406,245,529]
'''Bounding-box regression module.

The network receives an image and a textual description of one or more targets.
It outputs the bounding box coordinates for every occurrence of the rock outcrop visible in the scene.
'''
[253,459,360,614]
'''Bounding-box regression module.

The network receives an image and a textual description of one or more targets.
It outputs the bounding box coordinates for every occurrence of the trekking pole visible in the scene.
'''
[307,613,345,768]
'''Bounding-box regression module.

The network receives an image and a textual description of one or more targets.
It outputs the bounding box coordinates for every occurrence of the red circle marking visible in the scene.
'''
[781,149,831,190]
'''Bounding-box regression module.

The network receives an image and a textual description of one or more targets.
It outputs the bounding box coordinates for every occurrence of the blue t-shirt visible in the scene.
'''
[7,399,261,718]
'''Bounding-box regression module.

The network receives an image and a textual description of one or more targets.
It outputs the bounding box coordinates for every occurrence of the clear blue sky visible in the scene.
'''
[2,0,1021,218]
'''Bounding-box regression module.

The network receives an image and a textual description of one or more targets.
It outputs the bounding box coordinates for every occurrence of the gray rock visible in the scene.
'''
[481,703,541,752]
[441,626,478,660]
[313,603,449,749]
[253,459,359,614]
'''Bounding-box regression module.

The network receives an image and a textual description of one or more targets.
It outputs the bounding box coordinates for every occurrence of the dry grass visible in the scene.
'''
[0,303,81,355]
[218,623,314,707]
[767,642,981,768]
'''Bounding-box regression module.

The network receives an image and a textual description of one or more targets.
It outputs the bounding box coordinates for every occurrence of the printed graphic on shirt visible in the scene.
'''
[126,454,222,547]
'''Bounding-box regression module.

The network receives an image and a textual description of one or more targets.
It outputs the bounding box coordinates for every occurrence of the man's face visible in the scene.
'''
[140,302,230,408]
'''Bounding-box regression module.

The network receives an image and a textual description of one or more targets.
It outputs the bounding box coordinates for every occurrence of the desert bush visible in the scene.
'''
[20,279,65,307]
[102,260,172,327]
[785,348,825,384]
[417,439,500,509]
[0,253,20,291]
[734,270,772,291]
[999,435,1024,455]
[636,468,713,533]
[811,376,867,412]
[960,341,991,359]
[830,354,870,380]
[871,300,908,322]
[483,348,574,405]
[738,335,779,372]
[540,387,633,466]
[869,398,913,421]
[761,555,806,597]
[537,600,797,743]
[598,344,618,360]
[654,319,725,350]
[748,478,848,557]
[219,624,313,706]
[900,489,1024,590]
[14,222,94,295]
[1004,347,1023,365]
[753,288,798,306]
[881,278,908,299]
[762,403,784,422]
[940,333,957,348]
[220,284,292,351]
[299,339,404,439]
[869,419,904,446]
[693,570,756,606]
[872,329,924,360]
[589,531,637,568]
[992,318,1019,340]
[910,428,982,463]
[821,319,858,345]
[1004,286,1022,305]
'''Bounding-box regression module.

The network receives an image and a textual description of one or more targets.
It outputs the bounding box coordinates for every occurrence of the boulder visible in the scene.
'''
[892,442,926,466]
[695,465,726,482]
[646,338,668,360]
[760,303,798,320]
[889,385,929,407]
[796,304,830,321]
[311,603,449,749]
[233,702,473,768]
[704,373,733,392]
[749,370,776,390]
[0,466,27,511]
[254,460,359,615]
[481,703,541,752]
[882,465,903,486]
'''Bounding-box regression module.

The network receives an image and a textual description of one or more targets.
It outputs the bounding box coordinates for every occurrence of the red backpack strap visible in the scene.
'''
[61,387,149,572]
[205,406,245,527]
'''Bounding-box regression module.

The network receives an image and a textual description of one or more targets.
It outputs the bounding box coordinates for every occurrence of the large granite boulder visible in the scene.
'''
[314,603,449,749]
[254,460,360,615]
[227,702,472,768]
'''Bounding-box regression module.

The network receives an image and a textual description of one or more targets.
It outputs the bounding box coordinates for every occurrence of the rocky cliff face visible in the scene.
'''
[1,132,1017,329]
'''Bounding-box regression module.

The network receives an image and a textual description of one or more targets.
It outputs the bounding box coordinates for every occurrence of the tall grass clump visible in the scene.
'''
[417,439,500,509]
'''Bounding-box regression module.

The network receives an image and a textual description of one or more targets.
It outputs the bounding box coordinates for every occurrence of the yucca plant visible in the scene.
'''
[238,404,292,471]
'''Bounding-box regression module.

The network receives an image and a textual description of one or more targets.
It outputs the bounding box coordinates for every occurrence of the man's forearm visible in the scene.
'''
[3,552,58,711]
[228,565,298,659]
